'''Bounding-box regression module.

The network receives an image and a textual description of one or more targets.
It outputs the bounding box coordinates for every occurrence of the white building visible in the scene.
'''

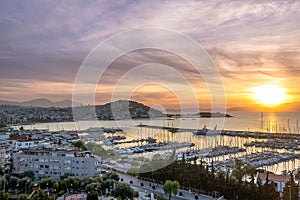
[6,136,42,151]
[14,148,101,180]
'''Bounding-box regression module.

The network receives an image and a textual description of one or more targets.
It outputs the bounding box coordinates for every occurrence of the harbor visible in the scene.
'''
[14,112,300,175]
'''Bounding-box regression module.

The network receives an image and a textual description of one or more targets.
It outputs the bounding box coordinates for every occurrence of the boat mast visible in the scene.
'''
[260,112,264,133]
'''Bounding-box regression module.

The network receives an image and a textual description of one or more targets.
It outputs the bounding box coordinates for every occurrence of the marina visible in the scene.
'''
[211,151,300,169]
[15,112,300,174]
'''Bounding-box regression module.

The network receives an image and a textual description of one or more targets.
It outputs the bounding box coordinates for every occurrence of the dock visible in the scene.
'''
[137,124,300,139]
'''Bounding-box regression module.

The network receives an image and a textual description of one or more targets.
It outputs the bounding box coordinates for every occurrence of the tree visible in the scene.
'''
[17,177,31,193]
[7,176,19,189]
[17,194,27,200]
[231,159,244,183]
[0,176,7,189]
[243,164,257,184]
[258,179,280,200]
[31,189,55,200]
[36,177,56,190]
[283,173,299,200]
[72,140,87,150]
[0,167,4,176]
[63,176,81,190]
[20,170,34,180]
[111,182,135,200]
[85,182,102,192]
[87,191,99,200]
[0,190,9,200]
[82,176,103,189]
[163,180,179,200]
[103,172,120,181]
[54,180,67,192]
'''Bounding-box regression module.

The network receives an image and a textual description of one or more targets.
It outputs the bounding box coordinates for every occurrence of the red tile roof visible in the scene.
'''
[258,173,291,183]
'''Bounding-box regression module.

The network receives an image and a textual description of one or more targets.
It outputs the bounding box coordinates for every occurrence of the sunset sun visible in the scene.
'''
[251,84,286,106]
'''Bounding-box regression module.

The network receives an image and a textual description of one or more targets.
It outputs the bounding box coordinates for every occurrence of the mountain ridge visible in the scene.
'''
[0,98,74,108]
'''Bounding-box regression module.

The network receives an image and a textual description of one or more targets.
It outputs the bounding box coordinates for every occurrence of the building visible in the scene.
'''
[0,142,10,168]
[0,133,11,169]
[7,135,42,151]
[256,172,291,194]
[14,148,101,180]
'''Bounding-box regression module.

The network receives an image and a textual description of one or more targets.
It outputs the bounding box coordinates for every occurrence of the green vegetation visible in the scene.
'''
[282,173,299,200]
[72,140,87,150]
[111,182,135,200]
[28,189,55,200]
[0,190,9,200]
[86,191,99,200]
[162,180,179,200]
[0,168,134,200]
[85,142,116,159]
[139,159,281,200]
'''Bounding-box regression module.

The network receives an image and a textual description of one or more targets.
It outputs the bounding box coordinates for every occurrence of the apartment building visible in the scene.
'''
[14,148,101,179]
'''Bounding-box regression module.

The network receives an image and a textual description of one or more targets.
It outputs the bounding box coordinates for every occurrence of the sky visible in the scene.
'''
[0,0,299,112]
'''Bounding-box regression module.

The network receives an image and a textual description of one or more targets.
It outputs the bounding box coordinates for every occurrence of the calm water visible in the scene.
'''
[20,112,300,133]
[17,112,300,174]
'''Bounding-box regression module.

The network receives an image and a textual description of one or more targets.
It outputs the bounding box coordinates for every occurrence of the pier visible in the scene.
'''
[137,124,300,140]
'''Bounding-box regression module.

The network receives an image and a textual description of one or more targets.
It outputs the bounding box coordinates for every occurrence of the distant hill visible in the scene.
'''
[73,100,166,121]
[0,99,166,124]
[0,98,73,108]
[0,100,20,106]
[97,100,165,120]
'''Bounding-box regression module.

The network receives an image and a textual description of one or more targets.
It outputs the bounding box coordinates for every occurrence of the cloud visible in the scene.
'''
[0,0,299,110]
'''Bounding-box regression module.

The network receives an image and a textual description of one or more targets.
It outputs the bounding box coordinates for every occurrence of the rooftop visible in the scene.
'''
[258,172,291,183]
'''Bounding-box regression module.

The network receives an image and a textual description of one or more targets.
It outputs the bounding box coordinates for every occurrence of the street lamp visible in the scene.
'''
[288,185,292,200]
[70,183,73,194]
[1,177,6,199]
[16,183,19,195]
[46,182,49,196]
[25,180,30,194]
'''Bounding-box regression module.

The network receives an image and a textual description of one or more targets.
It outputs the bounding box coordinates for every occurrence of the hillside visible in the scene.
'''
[95,100,165,120]
[0,98,73,108]
[0,100,166,124]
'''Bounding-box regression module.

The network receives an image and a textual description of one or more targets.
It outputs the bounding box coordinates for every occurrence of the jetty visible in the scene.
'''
[212,151,300,169]
[114,142,195,154]
[177,146,246,161]
[138,124,300,140]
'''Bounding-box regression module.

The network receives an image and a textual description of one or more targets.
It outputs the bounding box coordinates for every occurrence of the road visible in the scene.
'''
[118,173,216,200]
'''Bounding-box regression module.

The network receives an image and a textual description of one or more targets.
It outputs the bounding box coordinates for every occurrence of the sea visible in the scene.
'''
[15,112,300,174]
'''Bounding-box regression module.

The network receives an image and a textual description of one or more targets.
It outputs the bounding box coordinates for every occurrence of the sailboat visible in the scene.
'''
[192,125,208,135]
[192,125,220,136]
[207,125,219,136]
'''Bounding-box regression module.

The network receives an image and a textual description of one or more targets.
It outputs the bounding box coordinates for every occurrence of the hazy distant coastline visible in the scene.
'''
[0,99,232,125]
